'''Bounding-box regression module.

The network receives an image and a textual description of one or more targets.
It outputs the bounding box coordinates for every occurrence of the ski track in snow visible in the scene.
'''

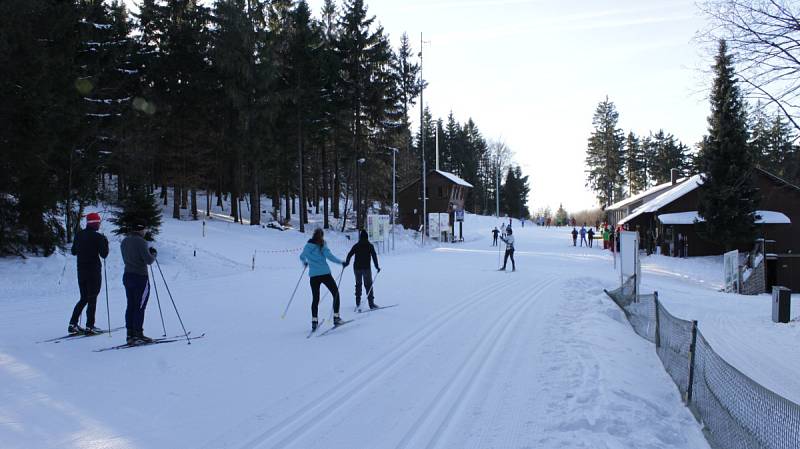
[0,214,733,449]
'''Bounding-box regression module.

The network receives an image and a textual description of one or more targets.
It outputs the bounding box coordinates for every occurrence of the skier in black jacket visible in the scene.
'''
[345,230,381,311]
[68,212,109,334]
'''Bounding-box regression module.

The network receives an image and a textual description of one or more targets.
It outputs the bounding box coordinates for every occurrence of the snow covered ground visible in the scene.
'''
[4,208,792,449]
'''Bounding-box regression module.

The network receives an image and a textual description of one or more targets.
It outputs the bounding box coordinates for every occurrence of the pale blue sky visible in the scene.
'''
[128,0,713,212]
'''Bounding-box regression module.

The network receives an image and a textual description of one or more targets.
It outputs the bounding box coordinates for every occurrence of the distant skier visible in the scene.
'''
[579,225,588,247]
[68,212,109,335]
[492,227,499,246]
[602,227,610,249]
[587,227,595,248]
[571,227,578,246]
[499,228,516,271]
[120,223,157,345]
[300,228,347,331]
[345,230,381,312]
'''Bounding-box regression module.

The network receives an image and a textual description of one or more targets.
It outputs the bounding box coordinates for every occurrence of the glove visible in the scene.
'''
[149,247,158,257]
[342,261,349,267]
[303,262,308,268]
[377,267,381,273]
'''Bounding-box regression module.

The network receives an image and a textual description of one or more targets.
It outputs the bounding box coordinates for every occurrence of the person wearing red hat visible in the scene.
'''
[68,212,109,334]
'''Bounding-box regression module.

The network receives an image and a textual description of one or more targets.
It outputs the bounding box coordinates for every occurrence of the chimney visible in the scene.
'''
[670,168,679,185]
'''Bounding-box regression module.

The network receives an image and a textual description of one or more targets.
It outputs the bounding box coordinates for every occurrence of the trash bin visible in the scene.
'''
[772,286,791,323]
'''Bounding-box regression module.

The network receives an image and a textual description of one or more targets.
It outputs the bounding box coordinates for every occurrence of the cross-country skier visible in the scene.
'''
[571,227,578,246]
[68,212,109,335]
[300,228,347,331]
[121,223,157,345]
[580,225,588,247]
[492,227,499,246]
[587,227,595,248]
[345,230,381,312]
[499,228,515,271]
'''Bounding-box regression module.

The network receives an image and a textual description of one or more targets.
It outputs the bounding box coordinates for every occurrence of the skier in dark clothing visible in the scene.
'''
[499,228,515,271]
[571,227,578,246]
[345,230,381,311]
[300,228,347,331]
[587,227,595,248]
[492,227,499,246]
[120,223,157,345]
[68,212,109,335]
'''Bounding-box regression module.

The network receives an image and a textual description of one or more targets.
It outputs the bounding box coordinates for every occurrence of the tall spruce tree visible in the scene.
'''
[624,132,647,194]
[585,97,625,207]
[696,40,759,249]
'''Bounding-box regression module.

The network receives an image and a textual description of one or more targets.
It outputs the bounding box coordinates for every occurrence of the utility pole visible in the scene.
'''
[391,148,398,251]
[435,123,439,171]
[419,32,427,241]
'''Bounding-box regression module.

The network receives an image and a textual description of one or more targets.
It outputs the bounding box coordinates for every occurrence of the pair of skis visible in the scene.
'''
[306,303,399,339]
[93,332,205,352]
[37,326,126,344]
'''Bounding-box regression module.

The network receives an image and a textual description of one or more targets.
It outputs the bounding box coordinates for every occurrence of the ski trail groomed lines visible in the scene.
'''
[393,276,558,449]
[228,277,527,449]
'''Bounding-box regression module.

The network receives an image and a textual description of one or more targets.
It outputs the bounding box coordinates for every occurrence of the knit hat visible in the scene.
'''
[86,212,101,227]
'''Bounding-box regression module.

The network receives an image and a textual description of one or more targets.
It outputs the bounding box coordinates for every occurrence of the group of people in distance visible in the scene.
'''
[68,213,159,346]
[570,222,620,250]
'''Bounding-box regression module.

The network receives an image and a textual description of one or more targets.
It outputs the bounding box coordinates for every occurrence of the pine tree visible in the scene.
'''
[0,0,82,255]
[111,187,163,239]
[585,97,625,207]
[624,132,647,194]
[696,40,759,249]
[649,130,688,184]
[555,203,568,226]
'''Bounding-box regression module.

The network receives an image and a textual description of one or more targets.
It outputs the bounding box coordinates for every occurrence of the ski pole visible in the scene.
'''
[154,259,191,344]
[58,256,68,286]
[104,259,111,337]
[281,265,307,319]
[150,264,167,337]
[325,266,347,322]
[364,270,381,301]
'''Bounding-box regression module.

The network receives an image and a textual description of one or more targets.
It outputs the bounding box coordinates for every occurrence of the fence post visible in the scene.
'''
[654,292,661,348]
[685,320,698,404]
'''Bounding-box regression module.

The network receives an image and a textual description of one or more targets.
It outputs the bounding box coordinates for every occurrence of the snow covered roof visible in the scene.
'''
[619,174,704,225]
[658,210,791,225]
[606,180,680,211]
[435,170,473,188]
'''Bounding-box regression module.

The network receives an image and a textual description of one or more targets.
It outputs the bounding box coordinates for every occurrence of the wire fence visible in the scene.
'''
[604,276,800,449]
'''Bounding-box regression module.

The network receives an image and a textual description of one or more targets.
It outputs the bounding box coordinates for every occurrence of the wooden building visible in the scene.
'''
[397,170,473,230]
[610,169,800,292]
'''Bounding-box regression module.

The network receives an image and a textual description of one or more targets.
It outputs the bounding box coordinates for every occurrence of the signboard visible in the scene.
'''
[455,208,465,222]
[619,231,640,296]
[723,250,739,293]
[427,213,449,239]
[367,214,390,243]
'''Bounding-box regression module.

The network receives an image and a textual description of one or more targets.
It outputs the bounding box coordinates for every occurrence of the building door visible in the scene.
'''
[766,256,778,292]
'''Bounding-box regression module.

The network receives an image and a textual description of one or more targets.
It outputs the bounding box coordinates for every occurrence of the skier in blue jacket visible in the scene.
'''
[300,228,347,331]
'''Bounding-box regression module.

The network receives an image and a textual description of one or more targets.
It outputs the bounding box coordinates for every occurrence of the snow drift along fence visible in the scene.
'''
[604,278,800,449]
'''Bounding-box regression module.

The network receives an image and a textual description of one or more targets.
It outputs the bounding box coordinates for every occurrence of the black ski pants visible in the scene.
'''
[502,249,515,270]
[588,236,594,248]
[123,272,150,337]
[70,269,101,327]
[354,268,375,307]
[311,273,340,319]
[492,235,498,246]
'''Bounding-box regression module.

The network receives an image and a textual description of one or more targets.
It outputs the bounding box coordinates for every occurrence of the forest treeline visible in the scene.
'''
[0,0,530,255]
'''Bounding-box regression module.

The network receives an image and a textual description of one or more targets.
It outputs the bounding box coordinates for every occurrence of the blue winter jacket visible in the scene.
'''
[299,240,343,277]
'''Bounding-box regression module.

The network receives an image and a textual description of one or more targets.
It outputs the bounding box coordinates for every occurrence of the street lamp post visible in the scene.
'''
[357,158,366,229]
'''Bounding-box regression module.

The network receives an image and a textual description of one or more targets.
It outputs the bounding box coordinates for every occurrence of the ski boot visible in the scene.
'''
[311,319,318,332]
[333,315,344,327]
[369,302,380,310]
[84,325,102,335]
[68,323,84,334]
